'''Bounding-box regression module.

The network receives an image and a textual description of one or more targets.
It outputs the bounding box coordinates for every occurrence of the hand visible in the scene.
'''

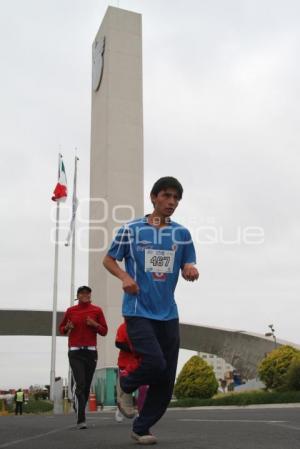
[121,274,139,295]
[65,320,74,332]
[86,316,99,329]
[182,264,199,282]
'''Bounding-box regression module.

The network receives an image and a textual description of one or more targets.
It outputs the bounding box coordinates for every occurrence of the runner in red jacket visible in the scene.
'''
[115,322,148,420]
[115,322,141,375]
[59,285,108,429]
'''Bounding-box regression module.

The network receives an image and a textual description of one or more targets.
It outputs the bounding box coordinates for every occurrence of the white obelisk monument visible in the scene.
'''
[89,7,144,368]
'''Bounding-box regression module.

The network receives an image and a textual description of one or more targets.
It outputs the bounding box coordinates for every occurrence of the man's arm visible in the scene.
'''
[180,229,199,282]
[182,263,199,281]
[86,309,108,336]
[59,310,73,335]
[96,309,108,336]
[103,255,139,295]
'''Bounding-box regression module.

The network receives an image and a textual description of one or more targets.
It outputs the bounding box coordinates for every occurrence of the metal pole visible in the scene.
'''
[70,225,76,304]
[70,156,78,306]
[68,155,79,400]
[50,153,62,401]
[274,334,277,349]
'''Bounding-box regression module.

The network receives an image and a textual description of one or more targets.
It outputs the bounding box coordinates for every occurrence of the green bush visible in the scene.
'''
[174,355,218,399]
[7,400,53,414]
[258,345,300,391]
[24,400,53,413]
[170,390,300,407]
[33,390,49,401]
[285,358,300,391]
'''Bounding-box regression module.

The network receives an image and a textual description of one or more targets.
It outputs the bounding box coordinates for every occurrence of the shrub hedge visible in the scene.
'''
[7,399,53,414]
[170,390,300,407]
[174,355,218,399]
[258,345,300,390]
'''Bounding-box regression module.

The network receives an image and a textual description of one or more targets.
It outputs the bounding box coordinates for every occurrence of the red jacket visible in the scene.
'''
[59,301,108,347]
[115,322,141,373]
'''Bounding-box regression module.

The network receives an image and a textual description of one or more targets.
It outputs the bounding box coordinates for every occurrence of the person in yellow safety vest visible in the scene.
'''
[14,389,25,415]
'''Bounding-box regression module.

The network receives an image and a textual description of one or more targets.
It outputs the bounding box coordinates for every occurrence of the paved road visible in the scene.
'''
[1,407,300,449]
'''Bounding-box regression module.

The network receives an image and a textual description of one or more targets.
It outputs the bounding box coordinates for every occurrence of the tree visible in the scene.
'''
[174,355,218,399]
[258,345,300,391]
[285,357,300,391]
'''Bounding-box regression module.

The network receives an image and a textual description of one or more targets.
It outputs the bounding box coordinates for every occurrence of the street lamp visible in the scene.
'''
[265,324,277,349]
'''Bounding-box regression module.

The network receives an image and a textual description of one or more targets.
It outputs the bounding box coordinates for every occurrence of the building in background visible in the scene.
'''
[198,352,234,381]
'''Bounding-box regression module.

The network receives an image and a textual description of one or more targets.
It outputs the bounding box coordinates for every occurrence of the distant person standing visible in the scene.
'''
[219,379,227,393]
[59,286,108,429]
[14,389,25,415]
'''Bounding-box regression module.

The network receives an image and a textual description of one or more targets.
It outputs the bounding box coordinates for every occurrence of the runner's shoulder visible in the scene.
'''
[66,304,78,313]
[88,303,104,313]
[124,217,146,228]
[170,221,192,239]
[66,303,101,313]
[116,218,146,233]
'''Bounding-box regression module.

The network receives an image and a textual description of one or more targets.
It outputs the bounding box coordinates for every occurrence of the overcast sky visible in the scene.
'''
[0,0,299,389]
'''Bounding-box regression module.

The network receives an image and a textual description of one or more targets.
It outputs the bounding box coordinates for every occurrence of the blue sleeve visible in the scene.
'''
[181,229,197,268]
[107,225,131,261]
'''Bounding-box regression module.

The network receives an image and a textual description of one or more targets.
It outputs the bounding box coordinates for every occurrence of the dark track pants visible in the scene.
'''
[121,317,180,435]
[68,349,97,424]
[15,402,23,415]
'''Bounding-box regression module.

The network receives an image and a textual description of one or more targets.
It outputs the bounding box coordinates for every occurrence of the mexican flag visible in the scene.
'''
[51,157,67,202]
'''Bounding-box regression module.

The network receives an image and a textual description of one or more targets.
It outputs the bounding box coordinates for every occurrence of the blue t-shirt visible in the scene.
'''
[107,217,196,320]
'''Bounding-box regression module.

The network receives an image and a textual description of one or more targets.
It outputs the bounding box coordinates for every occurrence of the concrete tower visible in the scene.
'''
[89,7,144,368]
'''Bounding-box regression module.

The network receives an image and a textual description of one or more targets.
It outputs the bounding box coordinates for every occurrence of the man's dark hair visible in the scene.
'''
[77,285,92,294]
[150,177,183,200]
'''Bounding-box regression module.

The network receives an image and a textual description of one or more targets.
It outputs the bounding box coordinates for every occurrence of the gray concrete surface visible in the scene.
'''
[2,309,300,378]
[89,6,144,369]
[1,407,300,449]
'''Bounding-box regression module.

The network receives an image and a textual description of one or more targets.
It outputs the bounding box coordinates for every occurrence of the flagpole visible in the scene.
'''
[50,153,62,401]
[66,153,79,399]
[70,155,79,306]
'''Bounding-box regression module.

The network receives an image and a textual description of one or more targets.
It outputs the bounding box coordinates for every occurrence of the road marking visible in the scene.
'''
[0,425,74,448]
[87,417,111,420]
[0,416,114,448]
[178,419,286,423]
[268,422,300,431]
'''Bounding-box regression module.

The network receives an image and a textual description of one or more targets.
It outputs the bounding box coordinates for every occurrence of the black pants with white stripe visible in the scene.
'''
[68,349,97,424]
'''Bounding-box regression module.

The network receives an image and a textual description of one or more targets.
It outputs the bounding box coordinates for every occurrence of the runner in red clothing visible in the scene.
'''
[115,322,148,420]
[116,322,141,376]
[115,321,140,420]
[59,285,108,429]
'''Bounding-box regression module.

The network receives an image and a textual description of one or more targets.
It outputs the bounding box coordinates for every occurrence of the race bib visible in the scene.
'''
[144,249,175,273]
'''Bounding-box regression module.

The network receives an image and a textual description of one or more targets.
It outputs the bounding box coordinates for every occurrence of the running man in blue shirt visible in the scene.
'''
[103,177,199,445]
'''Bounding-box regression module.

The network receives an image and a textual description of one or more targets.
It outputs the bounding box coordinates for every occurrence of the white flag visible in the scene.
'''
[65,157,79,246]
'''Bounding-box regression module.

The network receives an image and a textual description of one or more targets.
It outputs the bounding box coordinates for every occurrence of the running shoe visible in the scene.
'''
[116,375,135,419]
[131,431,157,445]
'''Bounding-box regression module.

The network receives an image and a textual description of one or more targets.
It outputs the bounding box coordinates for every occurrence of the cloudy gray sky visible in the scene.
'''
[0,0,299,389]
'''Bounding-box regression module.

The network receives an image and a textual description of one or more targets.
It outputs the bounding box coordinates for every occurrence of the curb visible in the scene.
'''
[168,403,300,410]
